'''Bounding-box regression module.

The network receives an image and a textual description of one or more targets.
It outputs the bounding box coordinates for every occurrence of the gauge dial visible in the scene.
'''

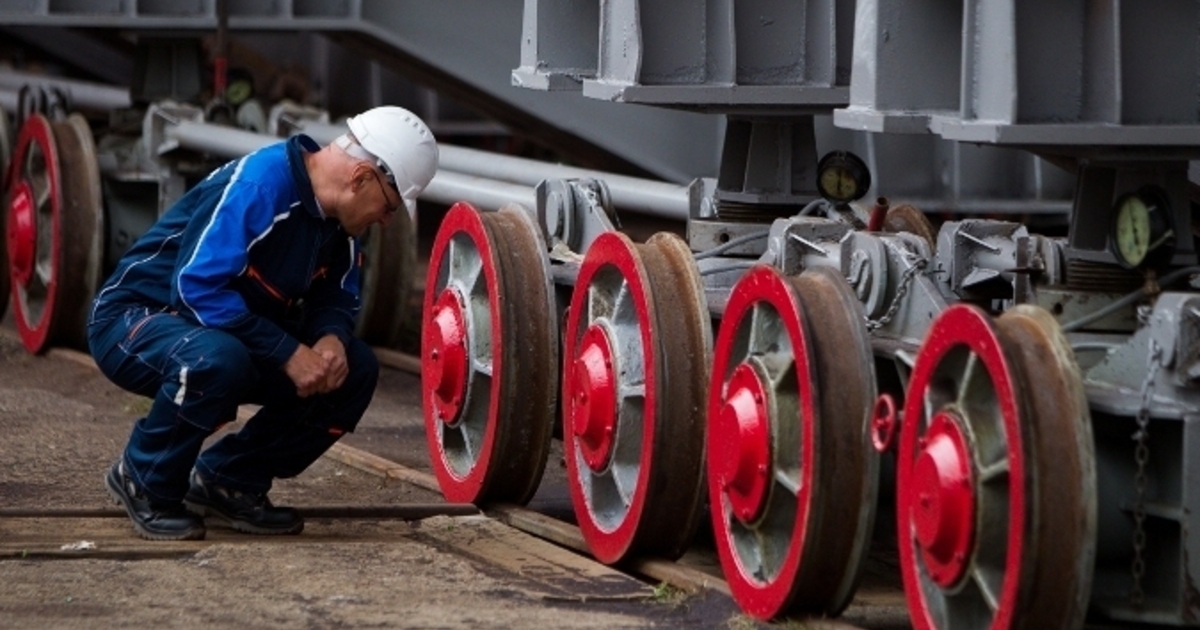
[1110,187,1174,269]
[817,151,871,203]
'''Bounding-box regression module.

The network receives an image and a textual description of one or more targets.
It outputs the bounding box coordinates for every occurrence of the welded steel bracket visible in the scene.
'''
[535,177,617,255]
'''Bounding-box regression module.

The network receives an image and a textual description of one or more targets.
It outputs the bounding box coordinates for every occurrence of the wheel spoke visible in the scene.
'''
[976,457,1009,484]
[34,259,52,289]
[470,354,493,378]
[943,578,994,629]
[773,467,800,496]
[971,563,1004,612]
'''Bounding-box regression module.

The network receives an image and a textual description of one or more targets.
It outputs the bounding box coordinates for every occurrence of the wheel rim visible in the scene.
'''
[563,231,710,563]
[356,208,417,347]
[708,265,878,619]
[6,114,60,353]
[422,202,557,505]
[900,304,1094,630]
[0,111,12,320]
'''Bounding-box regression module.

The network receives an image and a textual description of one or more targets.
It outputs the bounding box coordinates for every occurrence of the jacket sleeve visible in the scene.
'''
[173,176,300,368]
[301,234,362,348]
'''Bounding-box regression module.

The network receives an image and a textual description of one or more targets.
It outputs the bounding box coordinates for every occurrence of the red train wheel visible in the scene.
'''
[355,207,417,348]
[5,114,102,353]
[708,265,878,619]
[422,202,557,505]
[898,304,1095,630]
[0,111,12,319]
[563,231,711,564]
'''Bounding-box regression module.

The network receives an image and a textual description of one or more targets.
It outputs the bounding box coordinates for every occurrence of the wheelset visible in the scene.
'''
[897,304,1096,630]
[562,231,712,564]
[422,202,558,505]
[4,113,103,353]
[356,207,418,348]
[707,265,879,620]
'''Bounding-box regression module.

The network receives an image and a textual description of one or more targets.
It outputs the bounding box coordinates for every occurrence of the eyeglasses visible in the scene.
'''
[371,170,403,216]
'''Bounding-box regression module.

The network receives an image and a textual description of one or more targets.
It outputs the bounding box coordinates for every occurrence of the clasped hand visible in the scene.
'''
[283,334,349,397]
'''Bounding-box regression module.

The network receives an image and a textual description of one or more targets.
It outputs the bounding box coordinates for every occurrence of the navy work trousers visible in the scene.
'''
[88,306,379,506]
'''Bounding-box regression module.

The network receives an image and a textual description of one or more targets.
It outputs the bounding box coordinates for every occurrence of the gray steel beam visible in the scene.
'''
[835,0,1200,150]
[0,0,724,183]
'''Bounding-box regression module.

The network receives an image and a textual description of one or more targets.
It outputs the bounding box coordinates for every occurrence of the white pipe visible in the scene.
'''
[162,119,537,211]
[292,119,690,221]
[0,69,131,111]
[423,170,536,211]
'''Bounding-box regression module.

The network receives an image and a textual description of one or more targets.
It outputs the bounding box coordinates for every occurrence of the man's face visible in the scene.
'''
[345,168,402,237]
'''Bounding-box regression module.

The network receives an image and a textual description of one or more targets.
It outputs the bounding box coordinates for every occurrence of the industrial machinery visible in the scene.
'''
[420,1,1200,629]
[2,1,1199,629]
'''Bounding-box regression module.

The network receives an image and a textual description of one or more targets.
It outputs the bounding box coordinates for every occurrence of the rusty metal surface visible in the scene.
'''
[482,205,559,504]
[882,204,937,253]
[790,266,879,615]
[995,305,1096,630]
[634,231,712,560]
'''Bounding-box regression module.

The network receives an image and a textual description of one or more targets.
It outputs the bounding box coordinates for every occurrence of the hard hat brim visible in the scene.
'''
[403,195,417,223]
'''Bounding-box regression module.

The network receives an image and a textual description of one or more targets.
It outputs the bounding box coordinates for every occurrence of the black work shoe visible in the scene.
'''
[105,461,206,541]
[184,470,304,535]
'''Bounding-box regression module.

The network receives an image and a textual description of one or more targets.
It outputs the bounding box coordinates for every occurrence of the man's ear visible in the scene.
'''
[350,164,370,192]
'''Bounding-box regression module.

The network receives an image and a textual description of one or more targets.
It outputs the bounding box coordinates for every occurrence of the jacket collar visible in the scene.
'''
[286,134,325,219]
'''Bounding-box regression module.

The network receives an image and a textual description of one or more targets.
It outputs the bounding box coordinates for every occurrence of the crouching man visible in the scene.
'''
[88,106,438,540]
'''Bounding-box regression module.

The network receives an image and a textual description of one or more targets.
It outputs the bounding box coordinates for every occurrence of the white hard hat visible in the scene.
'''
[343,106,438,221]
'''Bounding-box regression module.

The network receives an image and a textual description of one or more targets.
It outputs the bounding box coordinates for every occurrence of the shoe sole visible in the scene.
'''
[184,498,304,536]
[105,470,206,542]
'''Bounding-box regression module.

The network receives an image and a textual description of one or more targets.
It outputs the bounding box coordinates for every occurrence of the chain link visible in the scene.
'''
[865,258,927,332]
[1130,338,1163,608]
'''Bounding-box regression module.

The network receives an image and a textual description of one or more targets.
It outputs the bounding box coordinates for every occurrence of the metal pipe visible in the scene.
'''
[164,119,274,158]
[0,69,131,111]
[424,170,537,211]
[159,118,620,217]
[439,143,691,221]
[293,119,690,221]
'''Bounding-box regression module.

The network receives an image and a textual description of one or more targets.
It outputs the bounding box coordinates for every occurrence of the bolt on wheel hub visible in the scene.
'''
[713,362,771,523]
[912,410,976,588]
[425,288,469,426]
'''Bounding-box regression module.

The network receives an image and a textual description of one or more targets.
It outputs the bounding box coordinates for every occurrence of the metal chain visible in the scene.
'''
[1130,338,1163,608]
[865,258,927,331]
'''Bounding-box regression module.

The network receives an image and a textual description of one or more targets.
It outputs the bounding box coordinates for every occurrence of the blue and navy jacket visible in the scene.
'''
[90,135,361,368]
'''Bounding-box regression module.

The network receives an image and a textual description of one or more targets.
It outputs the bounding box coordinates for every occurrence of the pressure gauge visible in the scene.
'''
[817,151,871,204]
[1109,187,1174,269]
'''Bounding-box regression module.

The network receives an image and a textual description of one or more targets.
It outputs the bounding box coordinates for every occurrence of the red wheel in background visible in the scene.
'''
[5,113,103,353]
[708,265,878,619]
[0,111,13,319]
[562,231,711,564]
[355,207,417,348]
[422,202,557,505]
[898,304,1095,630]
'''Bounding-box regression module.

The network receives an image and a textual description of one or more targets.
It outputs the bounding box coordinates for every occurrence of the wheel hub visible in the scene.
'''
[425,288,468,426]
[911,409,976,588]
[571,323,617,472]
[7,180,35,288]
[713,362,771,523]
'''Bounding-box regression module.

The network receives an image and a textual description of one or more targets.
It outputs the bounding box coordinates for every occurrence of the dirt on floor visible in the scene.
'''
[0,325,765,630]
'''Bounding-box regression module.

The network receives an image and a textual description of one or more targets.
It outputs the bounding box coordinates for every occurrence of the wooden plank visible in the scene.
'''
[415,515,650,602]
[488,504,731,597]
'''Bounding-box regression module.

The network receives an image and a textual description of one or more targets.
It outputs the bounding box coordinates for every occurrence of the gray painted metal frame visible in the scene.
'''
[836,0,1200,149]
[0,0,725,183]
